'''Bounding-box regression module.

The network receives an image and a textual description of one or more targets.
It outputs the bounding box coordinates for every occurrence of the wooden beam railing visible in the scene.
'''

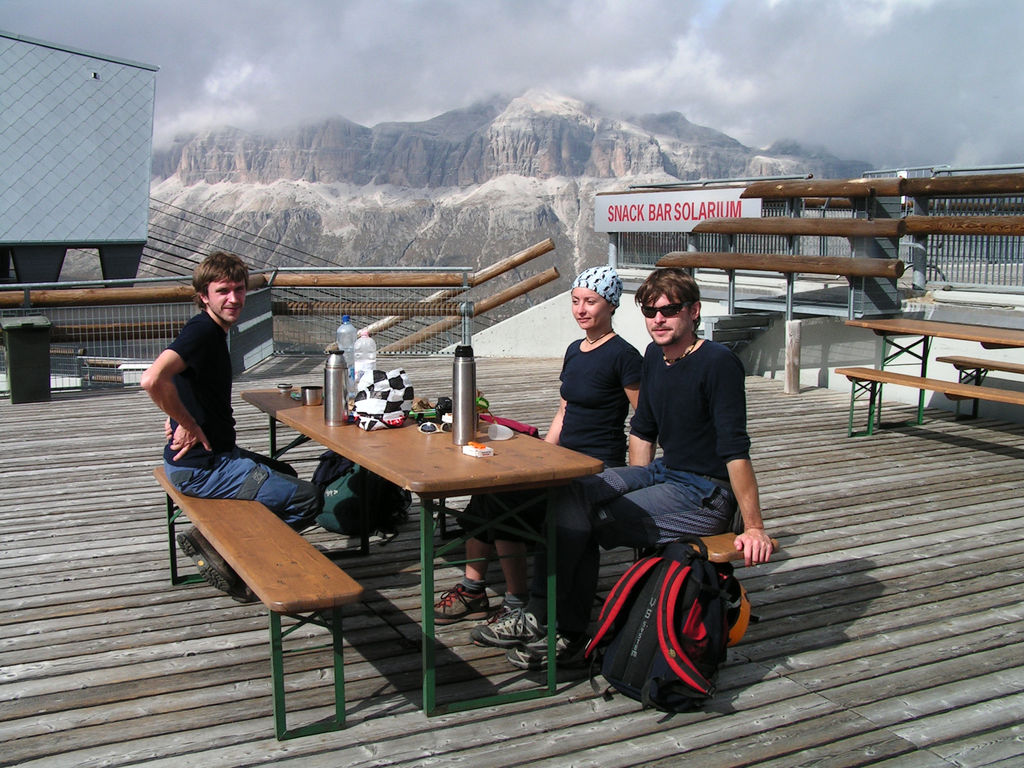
[657,251,905,279]
[692,217,905,239]
[902,215,1024,237]
[656,249,909,396]
[688,171,1024,295]
[378,266,561,353]
[741,177,904,200]
[743,172,1024,200]
[0,239,559,359]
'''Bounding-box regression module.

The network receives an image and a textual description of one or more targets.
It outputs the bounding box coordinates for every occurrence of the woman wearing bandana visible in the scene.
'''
[433,266,642,647]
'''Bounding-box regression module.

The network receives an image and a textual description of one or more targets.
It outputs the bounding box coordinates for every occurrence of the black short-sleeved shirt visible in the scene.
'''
[558,334,643,465]
[164,311,235,467]
[629,339,750,480]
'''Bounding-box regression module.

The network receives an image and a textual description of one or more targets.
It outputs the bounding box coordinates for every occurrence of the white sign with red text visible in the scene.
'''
[593,188,760,233]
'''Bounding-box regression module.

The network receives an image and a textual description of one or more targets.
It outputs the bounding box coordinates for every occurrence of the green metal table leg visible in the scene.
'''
[545,487,557,694]
[877,333,931,428]
[420,489,559,715]
[421,497,438,714]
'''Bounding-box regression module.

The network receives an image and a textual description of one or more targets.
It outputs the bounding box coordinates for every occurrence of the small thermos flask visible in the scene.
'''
[452,345,477,445]
[324,349,348,426]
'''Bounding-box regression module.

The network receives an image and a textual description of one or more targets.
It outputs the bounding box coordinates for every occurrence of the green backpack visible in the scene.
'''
[311,450,411,539]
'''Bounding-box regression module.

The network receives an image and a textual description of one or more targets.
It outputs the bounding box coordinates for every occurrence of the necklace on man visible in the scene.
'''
[663,338,699,365]
[584,330,613,346]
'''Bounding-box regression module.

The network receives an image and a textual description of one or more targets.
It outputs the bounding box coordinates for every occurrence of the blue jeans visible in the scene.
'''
[165,447,321,529]
[530,458,736,635]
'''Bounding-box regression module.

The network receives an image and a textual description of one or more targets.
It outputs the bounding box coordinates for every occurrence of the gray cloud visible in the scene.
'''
[3,0,1021,169]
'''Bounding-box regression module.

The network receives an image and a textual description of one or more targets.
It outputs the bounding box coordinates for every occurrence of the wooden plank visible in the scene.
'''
[693,216,905,238]
[903,214,1024,237]
[3,354,1024,766]
[845,312,1024,346]
[741,177,905,199]
[657,250,905,278]
[902,172,1024,198]
[936,355,1024,377]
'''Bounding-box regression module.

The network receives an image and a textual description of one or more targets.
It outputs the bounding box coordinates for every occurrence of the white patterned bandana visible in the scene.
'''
[353,368,414,431]
[572,266,623,307]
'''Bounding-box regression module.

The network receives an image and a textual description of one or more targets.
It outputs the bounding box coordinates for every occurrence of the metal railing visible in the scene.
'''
[616,164,1024,291]
[1,242,558,396]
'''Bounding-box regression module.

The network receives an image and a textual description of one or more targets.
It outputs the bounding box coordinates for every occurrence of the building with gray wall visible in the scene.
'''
[0,30,157,283]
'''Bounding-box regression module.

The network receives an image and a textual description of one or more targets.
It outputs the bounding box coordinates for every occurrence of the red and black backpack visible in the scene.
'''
[585,536,750,712]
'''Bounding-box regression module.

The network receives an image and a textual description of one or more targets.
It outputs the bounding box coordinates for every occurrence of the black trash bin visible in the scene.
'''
[2,315,52,404]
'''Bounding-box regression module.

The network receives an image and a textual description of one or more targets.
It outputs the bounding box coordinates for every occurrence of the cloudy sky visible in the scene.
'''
[3,0,1021,170]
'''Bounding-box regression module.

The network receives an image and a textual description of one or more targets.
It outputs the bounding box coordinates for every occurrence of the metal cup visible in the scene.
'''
[301,385,323,406]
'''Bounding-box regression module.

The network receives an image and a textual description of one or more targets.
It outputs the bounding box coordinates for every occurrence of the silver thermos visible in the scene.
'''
[452,344,476,445]
[324,349,348,426]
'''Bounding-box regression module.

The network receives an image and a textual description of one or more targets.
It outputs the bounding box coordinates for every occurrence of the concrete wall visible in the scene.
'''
[471,285,735,360]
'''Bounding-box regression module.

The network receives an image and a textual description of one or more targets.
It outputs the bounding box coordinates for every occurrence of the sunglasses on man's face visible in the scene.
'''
[640,302,691,319]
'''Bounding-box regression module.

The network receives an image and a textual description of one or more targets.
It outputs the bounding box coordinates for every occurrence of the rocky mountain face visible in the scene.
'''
[144,91,869,303]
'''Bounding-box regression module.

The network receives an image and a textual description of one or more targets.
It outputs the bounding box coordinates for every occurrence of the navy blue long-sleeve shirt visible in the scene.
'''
[629,339,750,481]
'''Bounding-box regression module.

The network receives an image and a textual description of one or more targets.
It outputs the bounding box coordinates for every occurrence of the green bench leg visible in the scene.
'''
[954,367,985,419]
[270,607,346,740]
[165,493,203,586]
[847,378,879,437]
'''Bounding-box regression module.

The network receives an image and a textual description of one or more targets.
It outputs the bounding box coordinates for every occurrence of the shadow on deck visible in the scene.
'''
[1,355,1023,767]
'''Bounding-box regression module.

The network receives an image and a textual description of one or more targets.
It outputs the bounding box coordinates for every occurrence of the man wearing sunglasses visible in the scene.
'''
[506,267,773,670]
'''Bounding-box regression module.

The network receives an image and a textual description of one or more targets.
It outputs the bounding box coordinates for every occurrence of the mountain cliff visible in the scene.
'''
[145,91,869,297]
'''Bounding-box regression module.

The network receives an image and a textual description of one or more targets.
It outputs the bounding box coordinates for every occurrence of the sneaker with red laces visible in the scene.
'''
[433,583,490,624]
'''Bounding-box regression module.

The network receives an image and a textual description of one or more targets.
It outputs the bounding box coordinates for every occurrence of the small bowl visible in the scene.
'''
[301,385,323,406]
[487,423,514,440]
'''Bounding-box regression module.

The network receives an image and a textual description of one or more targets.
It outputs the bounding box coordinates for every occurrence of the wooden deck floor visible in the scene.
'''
[2,354,1023,767]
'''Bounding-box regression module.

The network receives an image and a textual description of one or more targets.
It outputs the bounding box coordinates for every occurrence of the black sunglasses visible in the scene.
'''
[640,302,691,319]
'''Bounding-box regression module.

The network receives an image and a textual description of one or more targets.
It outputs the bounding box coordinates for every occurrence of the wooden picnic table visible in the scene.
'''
[240,388,603,715]
[845,317,1024,350]
[840,317,1024,433]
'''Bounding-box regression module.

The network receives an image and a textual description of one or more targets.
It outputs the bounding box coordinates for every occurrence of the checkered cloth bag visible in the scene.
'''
[353,368,414,431]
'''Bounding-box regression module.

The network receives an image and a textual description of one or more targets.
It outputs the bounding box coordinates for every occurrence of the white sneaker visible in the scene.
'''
[470,606,544,648]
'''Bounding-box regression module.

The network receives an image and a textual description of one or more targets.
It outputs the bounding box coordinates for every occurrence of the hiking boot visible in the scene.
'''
[505,633,589,671]
[470,606,544,649]
[176,527,257,604]
[433,583,490,624]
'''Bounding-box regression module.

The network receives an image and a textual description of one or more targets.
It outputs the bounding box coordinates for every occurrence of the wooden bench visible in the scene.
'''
[637,532,780,566]
[834,366,1024,436]
[935,355,1024,418]
[692,532,779,563]
[155,467,364,740]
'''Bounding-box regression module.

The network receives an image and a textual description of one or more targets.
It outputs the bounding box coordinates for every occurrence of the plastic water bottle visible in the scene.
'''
[353,329,377,389]
[452,345,477,445]
[335,315,357,388]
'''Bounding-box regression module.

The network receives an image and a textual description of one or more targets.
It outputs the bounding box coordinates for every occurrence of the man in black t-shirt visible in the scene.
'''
[142,252,320,600]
